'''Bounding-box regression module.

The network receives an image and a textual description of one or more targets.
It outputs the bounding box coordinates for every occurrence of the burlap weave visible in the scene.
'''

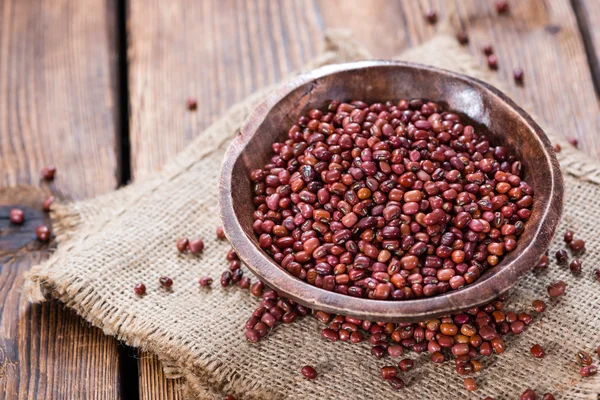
[24,30,600,399]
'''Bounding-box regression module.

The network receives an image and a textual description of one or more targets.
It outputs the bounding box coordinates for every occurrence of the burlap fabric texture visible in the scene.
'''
[24,30,600,399]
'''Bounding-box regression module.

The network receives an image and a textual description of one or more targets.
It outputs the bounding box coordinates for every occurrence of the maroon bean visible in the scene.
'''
[530,344,545,358]
[487,55,498,70]
[576,350,593,366]
[381,366,397,379]
[301,365,317,380]
[199,277,213,287]
[159,276,173,288]
[520,389,536,400]
[388,376,405,390]
[43,196,55,211]
[542,394,555,400]
[189,239,204,253]
[36,225,51,241]
[570,238,585,252]
[547,280,566,297]
[532,300,546,313]
[495,0,509,14]
[580,365,597,377]
[41,165,56,180]
[425,10,437,24]
[134,283,146,296]
[456,31,469,45]
[398,358,414,372]
[513,68,524,84]
[9,208,24,225]
[186,97,197,110]
[216,226,226,239]
[569,259,582,274]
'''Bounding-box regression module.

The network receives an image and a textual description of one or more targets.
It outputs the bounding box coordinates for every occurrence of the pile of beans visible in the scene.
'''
[249,99,533,300]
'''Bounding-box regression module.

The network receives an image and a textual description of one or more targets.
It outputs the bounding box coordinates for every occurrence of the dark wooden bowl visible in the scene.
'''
[219,61,563,322]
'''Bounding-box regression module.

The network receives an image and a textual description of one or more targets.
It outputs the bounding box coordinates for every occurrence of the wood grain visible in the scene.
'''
[0,0,122,398]
[127,0,600,398]
[572,0,600,95]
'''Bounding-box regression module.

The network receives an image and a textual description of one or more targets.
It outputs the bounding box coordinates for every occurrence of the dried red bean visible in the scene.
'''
[388,376,405,390]
[245,329,260,343]
[381,366,397,380]
[43,196,55,211]
[221,271,232,287]
[189,239,205,253]
[9,208,24,225]
[250,281,264,297]
[159,276,173,287]
[186,97,197,110]
[238,276,251,289]
[532,300,546,313]
[301,365,317,380]
[563,230,574,243]
[199,277,213,287]
[542,394,555,400]
[495,0,509,14]
[487,55,498,70]
[463,377,477,391]
[595,269,600,283]
[576,350,593,366]
[41,165,56,180]
[520,388,536,400]
[134,283,146,295]
[569,259,582,274]
[597,346,600,358]
[216,226,226,240]
[457,31,469,45]
[425,10,437,24]
[398,358,414,372]
[530,344,545,358]
[555,249,568,264]
[547,280,566,297]
[580,365,597,377]
[224,395,235,400]
[36,225,50,241]
[569,238,585,252]
[483,45,494,55]
[567,137,578,148]
[176,238,189,253]
[513,68,524,84]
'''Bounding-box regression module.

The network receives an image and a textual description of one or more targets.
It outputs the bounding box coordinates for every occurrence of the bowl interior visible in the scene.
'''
[223,61,562,321]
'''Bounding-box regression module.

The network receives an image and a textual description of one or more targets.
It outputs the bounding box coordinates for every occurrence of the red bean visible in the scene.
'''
[425,10,437,24]
[134,283,146,296]
[381,366,397,379]
[388,376,405,390]
[398,358,414,372]
[41,165,56,180]
[580,365,597,377]
[520,388,536,400]
[159,276,173,287]
[513,68,524,84]
[547,280,566,297]
[569,259,582,274]
[9,208,24,225]
[186,97,197,110]
[176,238,189,253]
[199,277,213,287]
[36,225,51,241]
[532,300,546,313]
[570,238,585,252]
[189,239,204,253]
[530,344,545,358]
[216,226,226,239]
[301,365,317,380]
[43,196,55,211]
[456,31,469,45]
[495,1,509,14]
[463,377,477,391]
[576,350,593,366]
[542,394,555,400]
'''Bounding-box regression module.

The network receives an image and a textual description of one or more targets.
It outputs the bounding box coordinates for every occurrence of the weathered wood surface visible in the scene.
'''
[0,0,123,399]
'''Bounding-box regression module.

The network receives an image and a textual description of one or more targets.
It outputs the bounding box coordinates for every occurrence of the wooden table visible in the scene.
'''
[0,1,599,398]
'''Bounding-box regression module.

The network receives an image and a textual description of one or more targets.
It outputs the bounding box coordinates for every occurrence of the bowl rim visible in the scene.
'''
[218,60,563,322]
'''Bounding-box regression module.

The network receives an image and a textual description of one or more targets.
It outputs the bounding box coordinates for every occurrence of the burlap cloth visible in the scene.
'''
[23,29,600,399]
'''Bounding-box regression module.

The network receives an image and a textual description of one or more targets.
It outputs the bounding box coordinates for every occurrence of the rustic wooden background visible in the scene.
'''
[0,0,599,398]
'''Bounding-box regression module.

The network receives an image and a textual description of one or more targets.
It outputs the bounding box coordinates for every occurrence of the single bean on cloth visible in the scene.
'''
[24,31,600,399]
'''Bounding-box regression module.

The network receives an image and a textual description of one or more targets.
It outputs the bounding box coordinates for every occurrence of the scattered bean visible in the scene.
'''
[134,283,146,296]
[301,365,317,380]
[159,276,173,287]
[36,225,50,241]
[41,165,56,180]
[43,196,55,211]
[176,238,189,253]
[530,344,545,358]
[199,277,213,287]
[9,208,24,225]
[547,280,566,297]
[189,239,205,253]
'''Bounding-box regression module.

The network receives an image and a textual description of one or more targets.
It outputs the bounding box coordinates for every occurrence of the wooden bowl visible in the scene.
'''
[219,61,563,322]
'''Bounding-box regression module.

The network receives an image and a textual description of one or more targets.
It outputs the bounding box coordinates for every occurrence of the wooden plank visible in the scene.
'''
[128,0,600,398]
[0,0,123,399]
[572,0,600,96]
